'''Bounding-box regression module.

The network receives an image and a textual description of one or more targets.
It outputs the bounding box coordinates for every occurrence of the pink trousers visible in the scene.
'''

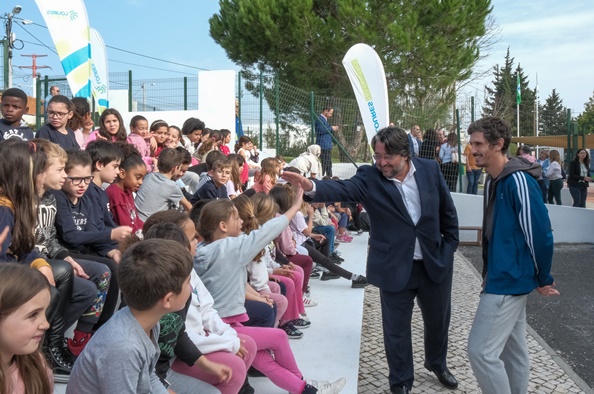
[224,322,306,394]
[259,281,288,327]
[171,333,257,394]
[270,265,305,320]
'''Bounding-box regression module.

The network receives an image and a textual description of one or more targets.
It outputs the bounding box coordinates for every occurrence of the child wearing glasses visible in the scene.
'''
[52,150,130,264]
[35,95,80,151]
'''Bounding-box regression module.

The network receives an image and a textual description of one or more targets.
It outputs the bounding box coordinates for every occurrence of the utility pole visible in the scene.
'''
[2,5,23,88]
[19,54,51,78]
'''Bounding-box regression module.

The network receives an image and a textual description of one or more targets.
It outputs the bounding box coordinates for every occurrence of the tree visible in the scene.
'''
[577,91,594,135]
[482,49,535,136]
[539,89,567,136]
[210,0,495,155]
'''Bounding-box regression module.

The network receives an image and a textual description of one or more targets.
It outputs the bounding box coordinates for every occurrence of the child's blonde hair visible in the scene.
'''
[211,159,232,172]
[254,157,278,185]
[232,195,259,234]
[32,138,67,165]
[251,192,278,225]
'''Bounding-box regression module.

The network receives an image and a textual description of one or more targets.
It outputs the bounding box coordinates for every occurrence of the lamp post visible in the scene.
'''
[2,5,22,88]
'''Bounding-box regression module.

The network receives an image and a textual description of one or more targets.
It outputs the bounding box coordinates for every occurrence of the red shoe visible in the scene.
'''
[67,330,92,356]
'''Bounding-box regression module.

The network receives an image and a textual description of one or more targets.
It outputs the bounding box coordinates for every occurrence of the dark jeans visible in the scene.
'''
[320,148,332,177]
[538,178,550,203]
[244,299,277,328]
[569,184,588,207]
[466,169,482,195]
[66,259,112,333]
[70,253,120,331]
[547,179,563,205]
[302,241,354,280]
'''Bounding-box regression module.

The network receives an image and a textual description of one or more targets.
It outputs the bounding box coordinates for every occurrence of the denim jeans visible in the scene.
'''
[466,169,482,195]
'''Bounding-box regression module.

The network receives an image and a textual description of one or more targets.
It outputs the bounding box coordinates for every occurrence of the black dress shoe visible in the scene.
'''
[391,385,410,394]
[427,367,458,389]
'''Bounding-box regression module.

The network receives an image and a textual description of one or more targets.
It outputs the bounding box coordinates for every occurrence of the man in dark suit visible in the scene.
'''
[408,124,422,157]
[282,126,459,394]
[315,106,339,177]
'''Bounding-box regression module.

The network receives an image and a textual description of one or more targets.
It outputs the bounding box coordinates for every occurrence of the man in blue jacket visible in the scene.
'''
[466,116,559,394]
[283,126,459,394]
[315,106,338,177]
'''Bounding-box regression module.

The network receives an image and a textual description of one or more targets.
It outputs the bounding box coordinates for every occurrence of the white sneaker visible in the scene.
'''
[308,378,346,394]
[303,295,318,307]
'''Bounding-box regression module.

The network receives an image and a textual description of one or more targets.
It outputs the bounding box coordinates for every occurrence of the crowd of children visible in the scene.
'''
[0,87,367,393]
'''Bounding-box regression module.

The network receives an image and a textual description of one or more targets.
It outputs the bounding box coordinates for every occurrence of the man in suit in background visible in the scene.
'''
[282,126,459,394]
[408,125,422,158]
[315,106,338,177]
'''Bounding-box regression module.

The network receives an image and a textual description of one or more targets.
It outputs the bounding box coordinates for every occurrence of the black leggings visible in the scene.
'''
[302,241,353,280]
[45,260,74,348]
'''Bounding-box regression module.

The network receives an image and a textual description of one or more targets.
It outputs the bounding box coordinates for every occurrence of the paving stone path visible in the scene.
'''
[357,252,591,393]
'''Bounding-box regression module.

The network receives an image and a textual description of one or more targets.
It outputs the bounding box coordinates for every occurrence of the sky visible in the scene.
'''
[5,0,594,113]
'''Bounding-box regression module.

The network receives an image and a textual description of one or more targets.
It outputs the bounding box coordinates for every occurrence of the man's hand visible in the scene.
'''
[537,283,560,296]
[281,172,313,191]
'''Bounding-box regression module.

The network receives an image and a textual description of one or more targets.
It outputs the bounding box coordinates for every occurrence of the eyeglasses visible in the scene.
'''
[67,176,93,186]
[47,110,70,119]
[372,154,398,162]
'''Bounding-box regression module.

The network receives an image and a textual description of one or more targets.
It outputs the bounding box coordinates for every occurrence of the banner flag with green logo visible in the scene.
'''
[516,73,521,105]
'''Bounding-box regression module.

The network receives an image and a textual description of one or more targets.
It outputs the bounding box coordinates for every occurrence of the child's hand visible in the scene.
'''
[38,265,56,286]
[111,226,133,243]
[0,226,8,250]
[65,256,89,279]
[150,136,158,151]
[107,249,122,263]
[196,356,233,384]
[307,203,314,217]
[236,342,249,359]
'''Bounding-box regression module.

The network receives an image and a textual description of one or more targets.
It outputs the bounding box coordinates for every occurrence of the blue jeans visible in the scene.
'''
[466,169,482,195]
[312,225,335,254]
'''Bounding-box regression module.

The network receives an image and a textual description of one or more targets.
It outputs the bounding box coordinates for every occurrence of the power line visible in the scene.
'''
[15,21,211,72]
[106,45,210,71]
[109,59,198,76]
[14,23,57,55]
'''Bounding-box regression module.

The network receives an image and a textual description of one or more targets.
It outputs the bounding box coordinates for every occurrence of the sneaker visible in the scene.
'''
[67,330,92,357]
[336,234,352,243]
[330,256,342,265]
[303,295,318,307]
[330,252,344,262]
[320,271,340,281]
[310,267,322,278]
[45,346,73,376]
[307,378,347,394]
[352,275,369,288]
[291,318,311,329]
[357,229,364,235]
[280,322,303,339]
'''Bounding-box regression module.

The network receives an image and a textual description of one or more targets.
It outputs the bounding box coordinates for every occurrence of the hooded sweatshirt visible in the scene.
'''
[481,157,553,295]
[288,144,321,177]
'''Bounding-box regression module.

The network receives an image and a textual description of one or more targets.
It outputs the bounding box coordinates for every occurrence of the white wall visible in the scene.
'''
[108,71,236,148]
[452,193,594,244]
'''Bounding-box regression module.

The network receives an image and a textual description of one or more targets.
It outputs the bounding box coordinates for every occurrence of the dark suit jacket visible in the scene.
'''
[311,158,459,292]
[567,160,591,188]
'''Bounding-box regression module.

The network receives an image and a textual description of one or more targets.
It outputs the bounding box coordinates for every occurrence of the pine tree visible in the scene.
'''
[539,89,566,136]
[482,49,535,136]
[577,91,594,135]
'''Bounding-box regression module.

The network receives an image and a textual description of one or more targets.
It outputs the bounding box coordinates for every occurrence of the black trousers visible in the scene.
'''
[380,261,453,390]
